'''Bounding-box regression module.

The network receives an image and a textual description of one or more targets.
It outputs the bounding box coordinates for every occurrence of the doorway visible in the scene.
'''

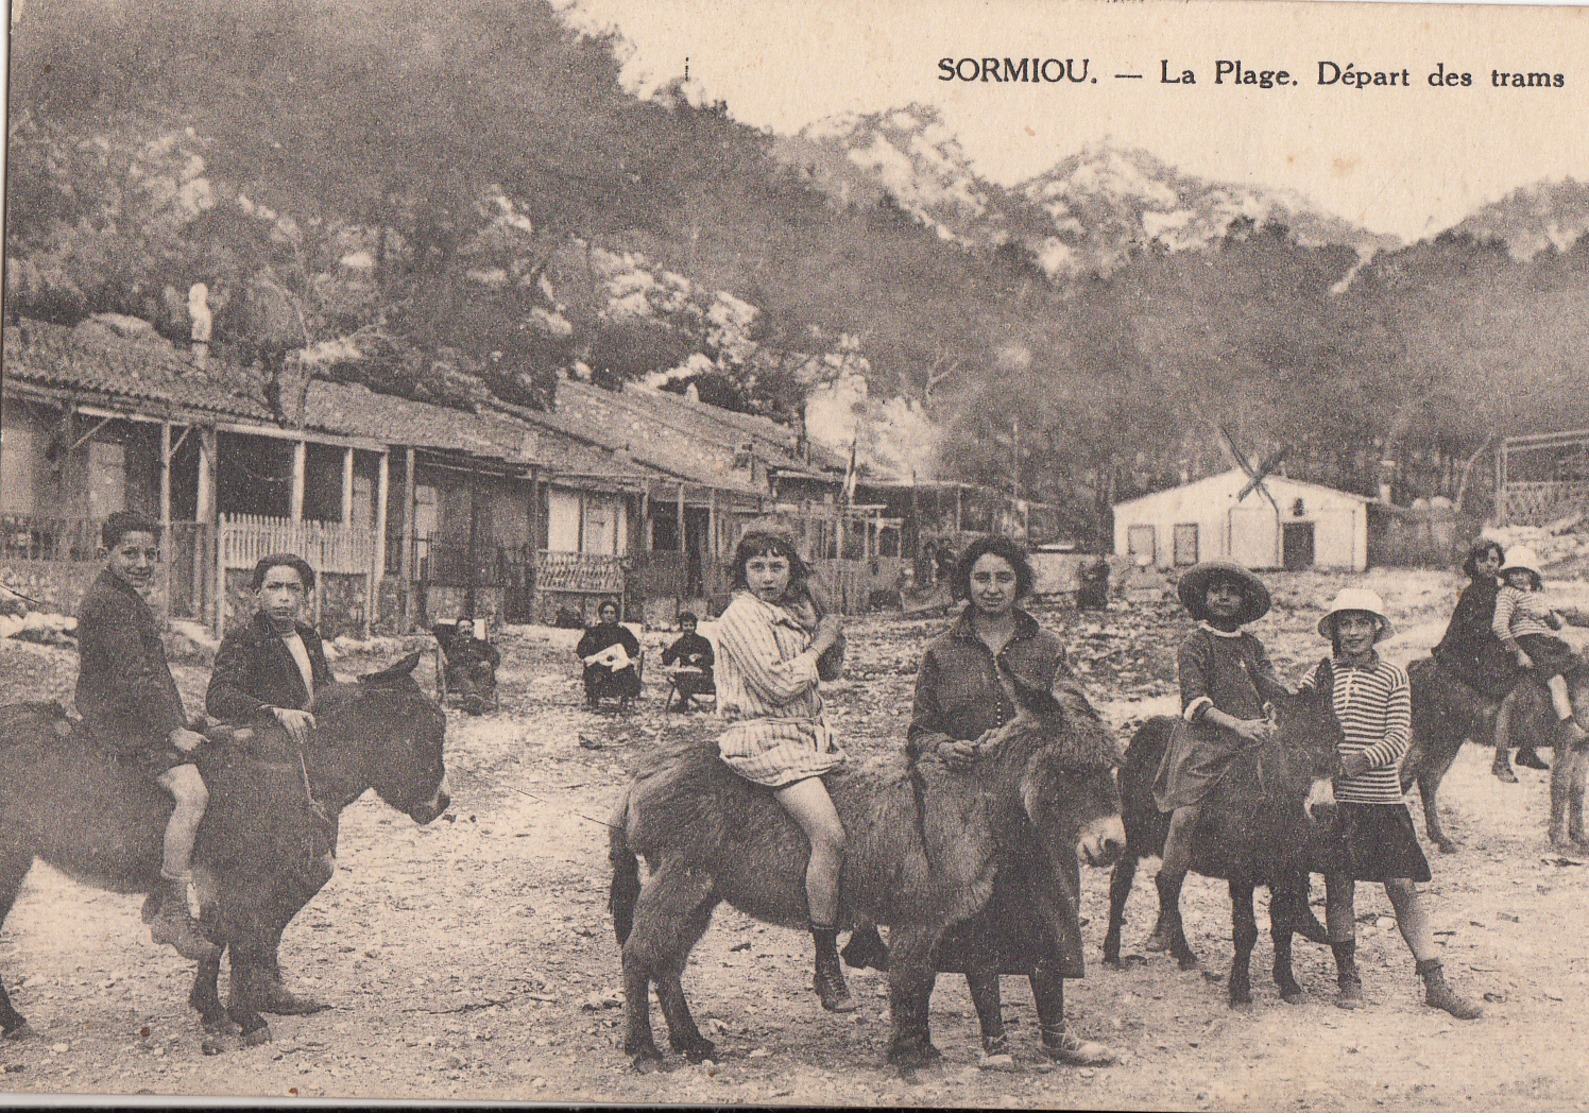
[1283,522,1315,571]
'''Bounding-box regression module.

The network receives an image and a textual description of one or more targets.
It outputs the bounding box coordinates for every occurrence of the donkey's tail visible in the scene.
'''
[608,789,642,947]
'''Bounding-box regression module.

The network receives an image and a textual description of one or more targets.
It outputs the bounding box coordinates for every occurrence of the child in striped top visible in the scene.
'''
[713,523,853,1014]
[1491,546,1588,747]
[1301,588,1482,1020]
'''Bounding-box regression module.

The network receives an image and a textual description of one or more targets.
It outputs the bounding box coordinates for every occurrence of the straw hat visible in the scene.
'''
[1176,561,1272,626]
[1317,587,1396,642]
[1499,545,1543,579]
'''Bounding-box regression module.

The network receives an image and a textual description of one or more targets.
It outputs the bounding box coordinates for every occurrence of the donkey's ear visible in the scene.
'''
[360,650,423,685]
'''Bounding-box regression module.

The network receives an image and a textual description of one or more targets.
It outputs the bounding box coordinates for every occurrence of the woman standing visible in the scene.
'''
[713,523,851,1011]
[1304,588,1482,1019]
[906,535,1115,1065]
[1432,539,1535,779]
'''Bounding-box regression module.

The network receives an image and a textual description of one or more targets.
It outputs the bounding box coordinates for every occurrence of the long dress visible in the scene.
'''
[577,621,641,700]
[907,606,1086,978]
[1153,624,1290,812]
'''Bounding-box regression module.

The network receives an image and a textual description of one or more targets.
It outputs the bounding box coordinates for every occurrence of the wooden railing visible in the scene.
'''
[535,550,624,594]
[218,513,377,577]
[1497,481,1589,527]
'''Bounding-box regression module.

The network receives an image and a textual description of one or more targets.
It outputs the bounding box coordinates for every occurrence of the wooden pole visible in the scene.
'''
[340,446,355,524]
[372,450,389,638]
[198,428,221,634]
[400,448,416,629]
[160,421,173,614]
[289,441,306,522]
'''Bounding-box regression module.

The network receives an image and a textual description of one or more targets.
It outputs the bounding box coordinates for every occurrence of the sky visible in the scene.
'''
[563,0,1589,241]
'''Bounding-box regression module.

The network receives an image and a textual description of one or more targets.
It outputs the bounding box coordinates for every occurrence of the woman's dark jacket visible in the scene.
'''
[207,611,335,723]
[577,620,642,697]
[74,569,187,756]
[908,605,1087,978]
[1433,577,1520,702]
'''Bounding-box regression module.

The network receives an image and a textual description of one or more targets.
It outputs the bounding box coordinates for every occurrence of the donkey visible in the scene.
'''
[1405,658,1589,855]
[608,678,1124,1073]
[1103,688,1340,1008]
[0,652,449,1049]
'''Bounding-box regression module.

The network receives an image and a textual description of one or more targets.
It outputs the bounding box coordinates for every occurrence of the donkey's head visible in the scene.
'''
[314,651,450,824]
[988,676,1125,868]
[1274,685,1347,827]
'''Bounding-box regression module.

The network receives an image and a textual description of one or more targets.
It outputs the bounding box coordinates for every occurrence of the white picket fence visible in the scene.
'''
[217,513,379,633]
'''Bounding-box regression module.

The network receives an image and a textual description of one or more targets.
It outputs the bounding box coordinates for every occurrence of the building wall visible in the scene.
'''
[1113,470,1368,572]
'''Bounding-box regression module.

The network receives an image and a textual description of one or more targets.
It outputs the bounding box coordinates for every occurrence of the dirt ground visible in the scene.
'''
[2,568,1589,1108]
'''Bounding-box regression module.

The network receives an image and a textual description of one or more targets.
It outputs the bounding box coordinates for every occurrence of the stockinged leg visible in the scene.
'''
[965,967,1007,1053]
[1227,880,1258,1007]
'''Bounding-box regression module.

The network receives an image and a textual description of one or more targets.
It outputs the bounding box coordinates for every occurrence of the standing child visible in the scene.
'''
[1303,588,1481,1018]
[1492,546,1588,748]
[75,511,218,962]
[1151,561,1308,955]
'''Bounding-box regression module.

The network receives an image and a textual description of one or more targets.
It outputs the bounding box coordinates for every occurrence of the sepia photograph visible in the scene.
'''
[2,0,1589,1106]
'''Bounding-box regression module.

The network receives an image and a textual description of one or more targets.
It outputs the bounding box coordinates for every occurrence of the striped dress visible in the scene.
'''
[1299,655,1411,804]
[714,590,846,787]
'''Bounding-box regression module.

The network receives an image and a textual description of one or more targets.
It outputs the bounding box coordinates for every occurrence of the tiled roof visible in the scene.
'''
[2,318,273,421]
[512,379,842,495]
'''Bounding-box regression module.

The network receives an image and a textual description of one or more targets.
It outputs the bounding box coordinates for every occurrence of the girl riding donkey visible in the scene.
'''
[74,511,218,962]
[1492,546,1589,751]
[1303,589,1482,1018]
[1432,539,1535,781]
[713,521,853,1011]
[1151,560,1329,957]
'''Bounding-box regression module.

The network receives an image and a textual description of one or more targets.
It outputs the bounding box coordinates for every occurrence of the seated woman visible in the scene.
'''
[1432,539,1535,779]
[713,522,851,1011]
[577,600,642,710]
[905,535,1115,1064]
[661,611,715,711]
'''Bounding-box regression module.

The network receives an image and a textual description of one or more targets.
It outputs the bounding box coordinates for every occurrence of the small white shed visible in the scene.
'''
[1112,468,1371,572]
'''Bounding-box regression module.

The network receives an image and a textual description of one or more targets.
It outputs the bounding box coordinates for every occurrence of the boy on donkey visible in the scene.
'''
[75,511,218,962]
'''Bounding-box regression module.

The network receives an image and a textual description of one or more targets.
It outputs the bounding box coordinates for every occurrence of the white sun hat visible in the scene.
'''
[1317,587,1396,642]
[1499,545,1543,579]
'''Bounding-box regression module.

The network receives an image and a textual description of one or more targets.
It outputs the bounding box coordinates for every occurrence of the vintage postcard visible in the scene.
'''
[3,0,1589,1108]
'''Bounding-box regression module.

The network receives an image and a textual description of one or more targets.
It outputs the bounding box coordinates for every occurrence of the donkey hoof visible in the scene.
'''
[1142,931,1170,953]
[679,1040,716,1064]
[201,1033,240,1057]
[1228,986,1253,1008]
[241,1024,273,1048]
[1436,840,1458,855]
[1178,955,1202,972]
[629,1049,665,1074]
[889,1042,942,1076]
[2,1020,35,1043]
[202,1016,240,1037]
[1281,990,1308,1006]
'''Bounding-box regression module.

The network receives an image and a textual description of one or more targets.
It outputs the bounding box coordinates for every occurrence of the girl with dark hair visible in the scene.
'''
[714,523,852,1011]
[894,534,1114,1063]
[1432,539,1537,779]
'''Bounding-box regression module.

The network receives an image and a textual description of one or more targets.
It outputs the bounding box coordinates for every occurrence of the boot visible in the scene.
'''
[840,925,889,971]
[1418,958,1482,1020]
[149,876,221,962]
[1515,747,1550,770]
[811,925,855,1013]
[1331,940,1363,1010]
[1034,966,1117,1066]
